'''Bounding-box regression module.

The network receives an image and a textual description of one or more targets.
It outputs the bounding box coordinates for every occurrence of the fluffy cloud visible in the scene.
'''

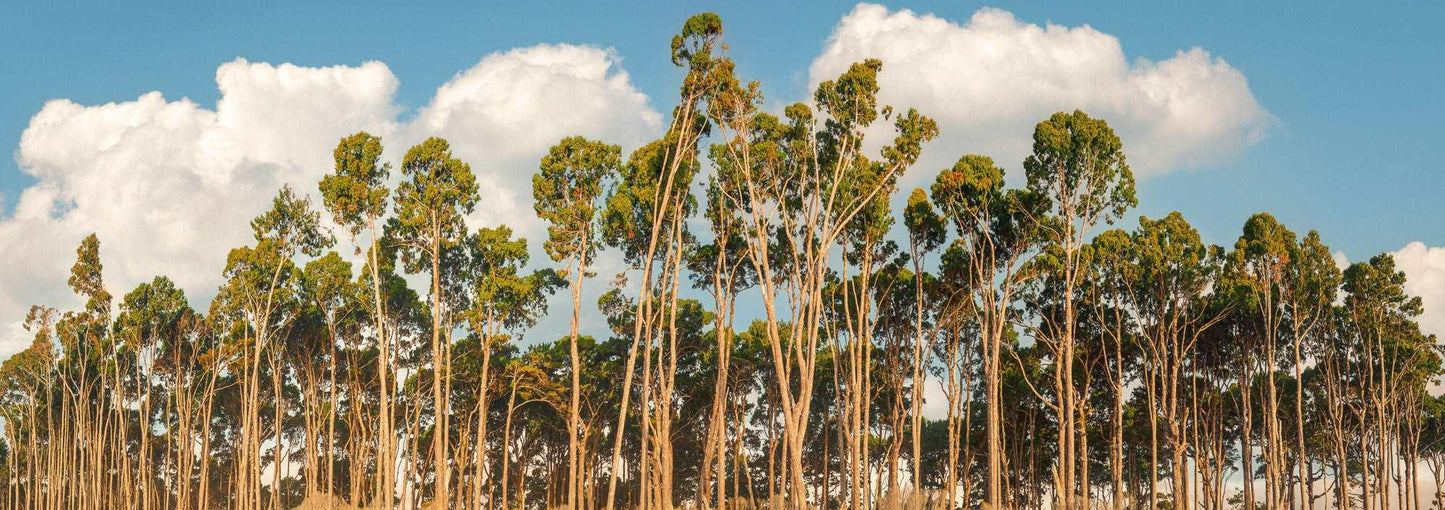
[0,45,659,357]
[1,60,400,357]
[404,43,660,340]
[1332,243,1445,342]
[407,43,660,240]
[808,4,1273,182]
[1392,242,1445,339]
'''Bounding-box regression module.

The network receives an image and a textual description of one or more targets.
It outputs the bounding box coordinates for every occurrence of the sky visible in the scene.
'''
[1,1,1443,358]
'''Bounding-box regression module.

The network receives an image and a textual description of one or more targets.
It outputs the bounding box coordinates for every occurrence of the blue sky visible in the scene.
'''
[3,2,1442,254]
[1,2,1443,352]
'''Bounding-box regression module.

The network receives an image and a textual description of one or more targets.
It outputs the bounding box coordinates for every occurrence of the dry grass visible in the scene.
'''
[290,492,362,510]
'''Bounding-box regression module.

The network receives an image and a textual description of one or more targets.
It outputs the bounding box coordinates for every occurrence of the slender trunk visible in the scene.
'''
[430,232,450,510]
[568,247,587,510]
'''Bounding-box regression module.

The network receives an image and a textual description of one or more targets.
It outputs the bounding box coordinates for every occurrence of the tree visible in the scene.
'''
[930,153,1042,509]
[534,135,617,510]
[115,276,192,510]
[1340,254,1440,510]
[1225,212,1341,510]
[4,12,1445,510]
[1022,110,1136,510]
[1127,212,1226,510]
[295,252,357,498]
[391,136,478,508]
[215,185,332,510]
[1080,228,1138,509]
[320,131,399,508]
[457,225,562,509]
[902,188,944,510]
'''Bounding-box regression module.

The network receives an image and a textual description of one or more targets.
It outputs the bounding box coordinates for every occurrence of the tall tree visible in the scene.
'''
[1225,212,1340,510]
[930,153,1042,509]
[295,252,357,499]
[902,188,944,510]
[1128,212,1226,510]
[392,136,478,509]
[458,225,561,509]
[534,136,617,510]
[215,186,331,510]
[1022,110,1136,510]
[319,131,398,509]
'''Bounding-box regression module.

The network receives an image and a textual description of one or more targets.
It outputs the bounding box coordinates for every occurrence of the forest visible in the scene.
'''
[1,12,1442,510]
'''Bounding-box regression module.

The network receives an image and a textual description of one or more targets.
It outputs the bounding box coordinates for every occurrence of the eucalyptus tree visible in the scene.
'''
[1021,110,1136,509]
[294,252,357,497]
[1283,230,1340,510]
[0,307,57,509]
[1340,254,1440,510]
[826,123,927,510]
[1315,305,1362,509]
[46,234,121,510]
[319,131,399,507]
[930,153,1042,508]
[1126,212,1226,510]
[1080,228,1138,509]
[534,135,617,510]
[1421,395,1445,509]
[602,137,702,510]
[456,225,561,508]
[863,255,925,506]
[933,241,983,508]
[143,284,216,510]
[589,14,727,510]
[213,186,331,510]
[824,99,934,510]
[391,136,478,508]
[902,188,944,509]
[693,147,757,510]
[708,55,936,508]
[114,276,192,510]
[1225,212,1340,509]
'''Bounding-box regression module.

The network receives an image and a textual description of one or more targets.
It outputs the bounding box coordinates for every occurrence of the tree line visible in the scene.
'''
[1,12,1442,510]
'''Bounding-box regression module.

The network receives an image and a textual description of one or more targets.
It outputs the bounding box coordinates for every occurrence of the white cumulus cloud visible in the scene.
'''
[1333,243,1445,343]
[0,45,660,357]
[406,43,660,241]
[808,4,1273,182]
[1392,242,1445,339]
[1,60,400,358]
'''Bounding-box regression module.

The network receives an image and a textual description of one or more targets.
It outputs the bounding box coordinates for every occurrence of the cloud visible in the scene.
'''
[1,60,400,359]
[808,4,1273,182]
[1392,242,1445,339]
[1334,242,1445,341]
[1332,251,1351,272]
[407,43,660,244]
[0,46,659,357]
[404,43,661,343]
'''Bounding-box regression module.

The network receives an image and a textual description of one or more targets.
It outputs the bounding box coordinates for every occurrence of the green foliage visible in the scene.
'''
[68,233,111,321]
[116,276,191,351]
[1024,109,1137,230]
[903,188,944,252]
[533,136,618,267]
[930,154,1042,262]
[3,14,1442,510]
[320,131,390,238]
[460,225,563,337]
[1224,212,1342,322]
[671,13,723,68]
[252,185,333,258]
[1128,212,1224,318]
[602,138,698,265]
[393,137,478,273]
